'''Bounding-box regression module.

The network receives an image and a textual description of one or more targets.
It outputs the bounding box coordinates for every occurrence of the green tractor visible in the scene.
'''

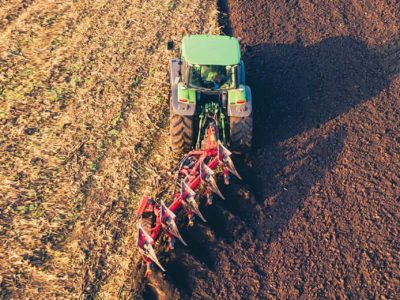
[169,35,253,153]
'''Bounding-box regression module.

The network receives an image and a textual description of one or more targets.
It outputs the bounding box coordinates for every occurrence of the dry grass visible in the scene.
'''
[0,0,220,298]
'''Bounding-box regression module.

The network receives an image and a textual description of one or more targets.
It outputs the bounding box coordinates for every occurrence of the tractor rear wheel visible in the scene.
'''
[170,111,194,152]
[230,114,253,152]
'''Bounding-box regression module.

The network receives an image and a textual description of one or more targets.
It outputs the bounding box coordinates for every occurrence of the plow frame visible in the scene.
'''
[136,122,241,276]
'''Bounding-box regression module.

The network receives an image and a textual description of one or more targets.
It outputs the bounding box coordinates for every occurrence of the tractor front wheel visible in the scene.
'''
[230,114,253,152]
[170,112,194,152]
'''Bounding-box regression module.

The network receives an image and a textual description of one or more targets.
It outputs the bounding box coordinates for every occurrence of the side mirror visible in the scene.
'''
[167,41,174,51]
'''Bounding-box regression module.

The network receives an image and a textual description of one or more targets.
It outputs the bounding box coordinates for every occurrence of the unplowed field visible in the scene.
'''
[0,1,220,298]
[1,0,399,299]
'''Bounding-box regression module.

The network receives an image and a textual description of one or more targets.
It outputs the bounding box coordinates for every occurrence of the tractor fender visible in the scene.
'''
[171,84,196,116]
[170,58,196,116]
[228,85,252,117]
[170,58,181,86]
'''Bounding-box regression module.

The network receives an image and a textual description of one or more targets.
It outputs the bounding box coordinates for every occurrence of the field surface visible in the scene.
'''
[0,0,399,299]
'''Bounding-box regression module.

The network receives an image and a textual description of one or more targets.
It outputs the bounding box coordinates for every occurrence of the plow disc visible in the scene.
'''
[135,123,241,276]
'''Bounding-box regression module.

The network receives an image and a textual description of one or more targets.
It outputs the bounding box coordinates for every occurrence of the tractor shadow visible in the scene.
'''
[243,35,399,242]
[247,36,398,147]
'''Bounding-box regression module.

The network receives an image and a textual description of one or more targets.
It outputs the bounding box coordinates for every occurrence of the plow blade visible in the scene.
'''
[160,201,187,246]
[181,181,207,223]
[218,141,242,180]
[200,161,225,200]
[137,224,165,272]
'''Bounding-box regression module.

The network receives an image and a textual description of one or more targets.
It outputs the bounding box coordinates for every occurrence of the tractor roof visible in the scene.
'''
[181,35,241,66]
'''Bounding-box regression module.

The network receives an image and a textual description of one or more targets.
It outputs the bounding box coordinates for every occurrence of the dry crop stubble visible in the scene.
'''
[1,0,220,298]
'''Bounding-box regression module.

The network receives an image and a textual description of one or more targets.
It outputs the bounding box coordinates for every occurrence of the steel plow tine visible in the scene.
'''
[208,178,225,200]
[160,201,187,246]
[181,181,207,222]
[136,223,153,250]
[187,196,207,222]
[144,242,166,272]
[224,156,242,180]
[218,141,242,179]
[200,161,225,200]
[160,200,177,221]
[180,180,195,199]
[200,159,214,178]
[137,224,165,272]
[218,140,232,157]
[168,217,188,246]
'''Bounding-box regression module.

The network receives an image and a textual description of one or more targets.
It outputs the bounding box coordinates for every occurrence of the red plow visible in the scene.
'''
[135,122,241,277]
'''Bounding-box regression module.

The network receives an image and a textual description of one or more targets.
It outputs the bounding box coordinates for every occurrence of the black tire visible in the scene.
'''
[230,114,253,152]
[170,111,194,152]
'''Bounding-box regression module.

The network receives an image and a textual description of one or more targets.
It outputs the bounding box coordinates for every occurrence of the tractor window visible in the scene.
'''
[189,65,236,90]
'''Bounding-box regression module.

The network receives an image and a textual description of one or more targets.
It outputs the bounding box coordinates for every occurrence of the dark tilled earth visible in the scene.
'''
[143,0,400,299]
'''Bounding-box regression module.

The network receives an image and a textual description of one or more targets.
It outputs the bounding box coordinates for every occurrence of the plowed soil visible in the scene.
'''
[1,0,399,299]
[223,1,400,298]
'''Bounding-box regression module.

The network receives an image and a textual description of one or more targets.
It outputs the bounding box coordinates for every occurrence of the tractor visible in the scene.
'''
[169,35,253,152]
